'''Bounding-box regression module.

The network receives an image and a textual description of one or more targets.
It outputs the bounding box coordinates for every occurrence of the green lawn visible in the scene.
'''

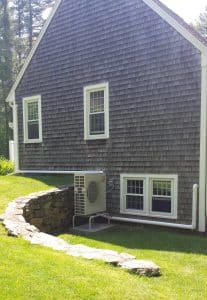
[1,175,207,300]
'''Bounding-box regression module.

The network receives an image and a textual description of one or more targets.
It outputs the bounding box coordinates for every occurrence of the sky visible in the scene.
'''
[43,1,207,23]
[160,0,207,23]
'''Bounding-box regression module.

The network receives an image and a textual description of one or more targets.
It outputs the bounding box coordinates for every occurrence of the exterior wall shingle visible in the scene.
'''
[15,0,201,224]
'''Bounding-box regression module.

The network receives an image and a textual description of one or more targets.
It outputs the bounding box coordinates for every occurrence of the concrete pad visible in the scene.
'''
[73,223,114,232]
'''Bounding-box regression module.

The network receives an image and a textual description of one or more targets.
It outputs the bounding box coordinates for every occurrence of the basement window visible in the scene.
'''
[23,95,42,143]
[84,83,109,140]
[120,174,178,219]
[126,179,145,212]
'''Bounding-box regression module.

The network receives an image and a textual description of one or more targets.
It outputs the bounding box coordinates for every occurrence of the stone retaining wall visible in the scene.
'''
[23,186,74,233]
[1,186,160,276]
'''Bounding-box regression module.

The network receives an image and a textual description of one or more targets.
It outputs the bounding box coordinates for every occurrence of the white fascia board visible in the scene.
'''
[142,0,207,53]
[6,0,62,103]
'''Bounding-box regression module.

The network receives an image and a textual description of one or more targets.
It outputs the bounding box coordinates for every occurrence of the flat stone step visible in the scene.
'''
[119,259,161,276]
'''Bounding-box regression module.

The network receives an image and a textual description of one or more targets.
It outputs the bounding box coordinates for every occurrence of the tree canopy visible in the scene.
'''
[0,0,54,157]
[192,6,207,37]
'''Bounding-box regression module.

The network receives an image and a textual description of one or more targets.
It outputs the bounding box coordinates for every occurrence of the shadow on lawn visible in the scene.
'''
[66,224,207,256]
[17,174,74,187]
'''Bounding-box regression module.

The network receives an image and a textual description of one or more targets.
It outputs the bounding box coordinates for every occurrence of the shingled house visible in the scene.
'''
[6,0,207,232]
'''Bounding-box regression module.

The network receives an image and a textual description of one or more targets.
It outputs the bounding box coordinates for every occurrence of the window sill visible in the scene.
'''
[24,140,43,144]
[84,135,109,141]
[120,209,177,220]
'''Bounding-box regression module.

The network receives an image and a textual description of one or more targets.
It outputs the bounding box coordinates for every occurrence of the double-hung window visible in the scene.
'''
[23,95,42,143]
[121,174,178,219]
[84,83,109,140]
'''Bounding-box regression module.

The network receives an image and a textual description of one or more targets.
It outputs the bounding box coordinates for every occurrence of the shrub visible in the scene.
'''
[0,156,14,175]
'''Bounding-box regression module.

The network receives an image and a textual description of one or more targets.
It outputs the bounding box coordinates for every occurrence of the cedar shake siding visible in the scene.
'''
[15,0,201,224]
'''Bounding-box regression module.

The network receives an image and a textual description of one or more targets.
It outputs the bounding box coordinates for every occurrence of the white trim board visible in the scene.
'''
[6,0,62,103]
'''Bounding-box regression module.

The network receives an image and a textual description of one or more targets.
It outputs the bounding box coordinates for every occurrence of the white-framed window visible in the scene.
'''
[84,82,109,140]
[23,95,42,143]
[120,174,178,219]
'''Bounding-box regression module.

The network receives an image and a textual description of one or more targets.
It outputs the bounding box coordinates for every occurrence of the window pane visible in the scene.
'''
[126,195,143,210]
[90,113,105,135]
[152,180,172,213]
[127,180,143,194]
[27,102,38,121]
[153,180,171,197]
[152,197,171,213]
[28,121,39,139]
[90,90,104,113]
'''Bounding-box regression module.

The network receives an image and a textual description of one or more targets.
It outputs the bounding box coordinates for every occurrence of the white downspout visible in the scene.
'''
[111,184,198,230]
[199,53,207,232]
[192,184,198,229]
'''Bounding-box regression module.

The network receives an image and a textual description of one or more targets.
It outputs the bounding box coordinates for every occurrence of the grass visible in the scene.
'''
[0,175,207,299]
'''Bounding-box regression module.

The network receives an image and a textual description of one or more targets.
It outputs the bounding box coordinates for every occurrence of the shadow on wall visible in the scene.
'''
[63,224,207,256]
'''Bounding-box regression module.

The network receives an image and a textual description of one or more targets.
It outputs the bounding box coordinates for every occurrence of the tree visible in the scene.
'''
[193,6,207,37]
[0,0,13,157]
[11,0,55,72]
[11,0,27,71]
[25,0,55,51]
[0,0,55,157]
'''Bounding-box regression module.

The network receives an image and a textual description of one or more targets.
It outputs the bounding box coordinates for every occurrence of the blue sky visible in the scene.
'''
[161,0,207,22]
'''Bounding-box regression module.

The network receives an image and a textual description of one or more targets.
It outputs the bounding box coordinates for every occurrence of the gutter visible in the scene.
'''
[111,184,198,231]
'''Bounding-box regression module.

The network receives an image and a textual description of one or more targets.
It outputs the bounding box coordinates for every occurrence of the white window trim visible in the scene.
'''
[23,95,42,144]
[84,82,109,140]
[120,174,178,219]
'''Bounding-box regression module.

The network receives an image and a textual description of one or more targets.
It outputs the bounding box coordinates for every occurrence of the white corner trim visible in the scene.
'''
[13,104,19,172]
[84,82,109,140]
[23,95,42,144]
[198,54,207,232]
[6,0,62,103]
[142,0,207,53]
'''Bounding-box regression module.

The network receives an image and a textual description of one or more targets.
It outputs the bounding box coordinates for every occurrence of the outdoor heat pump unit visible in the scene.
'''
[74,173,106,216]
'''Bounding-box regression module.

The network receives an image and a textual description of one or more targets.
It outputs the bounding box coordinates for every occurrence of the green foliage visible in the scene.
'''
[0,0,55,157]
[0,0,13,157]
[0,156,14,175]
[11,0,55,71]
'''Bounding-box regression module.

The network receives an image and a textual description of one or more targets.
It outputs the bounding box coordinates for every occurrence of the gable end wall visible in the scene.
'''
[15,0,201,224]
